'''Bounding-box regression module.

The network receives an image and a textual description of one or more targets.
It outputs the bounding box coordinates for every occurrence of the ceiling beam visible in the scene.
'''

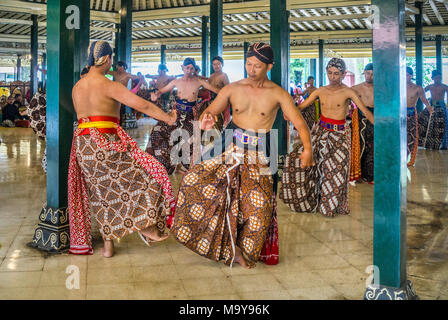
[429,0,445,25]
[0,0,120,23]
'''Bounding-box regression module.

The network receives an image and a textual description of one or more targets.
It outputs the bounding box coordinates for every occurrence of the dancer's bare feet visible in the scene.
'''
[101,239,114,258]
[234,246,256,269]
[140,225,169,243]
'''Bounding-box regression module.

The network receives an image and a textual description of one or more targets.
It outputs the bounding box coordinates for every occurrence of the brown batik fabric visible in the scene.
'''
[27,92,46,140]
[359,107,374,182]
[27,92,47,172]
[407,107,419,166]
[280,124,351,217]
[146,100,197,174]
[418,103,446,150]
[301,104,317,130]
[75,133,170,240]
[171,144,275,265]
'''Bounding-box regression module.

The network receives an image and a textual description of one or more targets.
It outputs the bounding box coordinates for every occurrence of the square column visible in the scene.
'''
[270,0,289,157]
[30,0,90,253]
[365,0,417,300]
[210,0,223,75]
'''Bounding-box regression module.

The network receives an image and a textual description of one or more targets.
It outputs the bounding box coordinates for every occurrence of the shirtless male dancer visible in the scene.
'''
[420,69,448,149]
[350,63,375,183]
[406,66,433,166]
[146,58,220,174]
[281,58,374,217]
[208,56,231,126]
[145,64,176,111]
[295,75,319,129]
[69,41,177,257]
[171,43,314,269]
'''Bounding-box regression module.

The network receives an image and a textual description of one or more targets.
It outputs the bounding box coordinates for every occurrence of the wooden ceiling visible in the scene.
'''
[0,0,447,63]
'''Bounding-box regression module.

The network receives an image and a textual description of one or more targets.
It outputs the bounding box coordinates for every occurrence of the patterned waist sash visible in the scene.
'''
[175,99,196,112]
[319,115,346,132]
[68,115,175,255]
[430,100,446,108]
[233,128,263,146]
[407,107,416,116]
[77,116,119,135]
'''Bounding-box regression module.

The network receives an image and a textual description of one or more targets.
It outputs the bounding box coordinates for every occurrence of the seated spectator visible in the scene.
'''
[1,95,29,127]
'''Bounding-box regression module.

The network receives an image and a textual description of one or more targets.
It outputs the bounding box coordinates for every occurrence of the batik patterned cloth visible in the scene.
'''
[301,104,317,130]
[280,116,351,217]
[442,105,448,150]
[146,99,198,174]
[68,116,175,255]
[171,122,278,266]
[418,101,447,150]
[27,92,47,173]
[407,107,419,166]
[349,108,361,182]
[358,107,374,182]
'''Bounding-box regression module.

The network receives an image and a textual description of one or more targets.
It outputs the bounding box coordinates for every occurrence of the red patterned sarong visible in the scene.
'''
[68,116,175,255]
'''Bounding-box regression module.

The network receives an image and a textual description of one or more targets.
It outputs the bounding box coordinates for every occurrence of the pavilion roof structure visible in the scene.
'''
[0,0,448,64]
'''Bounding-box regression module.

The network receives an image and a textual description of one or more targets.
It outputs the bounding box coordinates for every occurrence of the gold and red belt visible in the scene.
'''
[319,115,346,132]
[77,116,119,135]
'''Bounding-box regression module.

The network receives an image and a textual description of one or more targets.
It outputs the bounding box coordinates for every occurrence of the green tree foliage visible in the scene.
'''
[289,59,306,85]
[406,57,436,87]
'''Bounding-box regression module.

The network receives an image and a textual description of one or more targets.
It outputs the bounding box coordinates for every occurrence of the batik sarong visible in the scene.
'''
[27,92,46,173]
[407,107,419,166]
[418,100,447,150]
[280,115,351,217]
[358,107,374,182]
[300,99,320,131]
[68,116,175,255]
[349,108,361,182]
[146,98,198,174]
[171,122,279,266]
[442,104,448,150]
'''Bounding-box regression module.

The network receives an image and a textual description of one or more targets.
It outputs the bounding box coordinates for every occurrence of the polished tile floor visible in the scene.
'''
[0,119,447,300]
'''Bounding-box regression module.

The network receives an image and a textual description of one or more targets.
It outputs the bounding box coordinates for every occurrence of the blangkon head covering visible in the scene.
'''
[432,69,441,79]
[158,64,169,72]
[364,63,373,71]
[87,41,113,67]
[246,42,274,65]
[183,57,196,67]
[326,58,346,73]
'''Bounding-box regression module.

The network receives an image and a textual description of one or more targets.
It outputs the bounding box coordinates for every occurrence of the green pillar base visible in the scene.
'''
[29,204,70,253]
[364,280,418,300]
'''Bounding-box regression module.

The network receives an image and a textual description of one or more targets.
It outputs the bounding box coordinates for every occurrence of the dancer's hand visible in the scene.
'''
[300,148,315,168]
[200,112,217,130]
[166,109,177,126]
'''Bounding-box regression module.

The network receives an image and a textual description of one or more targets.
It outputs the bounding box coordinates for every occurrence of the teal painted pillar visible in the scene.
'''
[30,14,38,95]
[42,52,47,91]
[202,16,209,77]
[415,0,423,112]
[210,0,223,75]
[270,0,289,157]
[113,28,119,68]
[30,0,90,253]
[118,0,132,73]
[365,0,417,300]
[318,40,324,87]
[310,58,316,81]
[161,44,166,65]
[243,41,249,78]
[436,35,442,75]
[118,0,137,129]
[16,55,21,81]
